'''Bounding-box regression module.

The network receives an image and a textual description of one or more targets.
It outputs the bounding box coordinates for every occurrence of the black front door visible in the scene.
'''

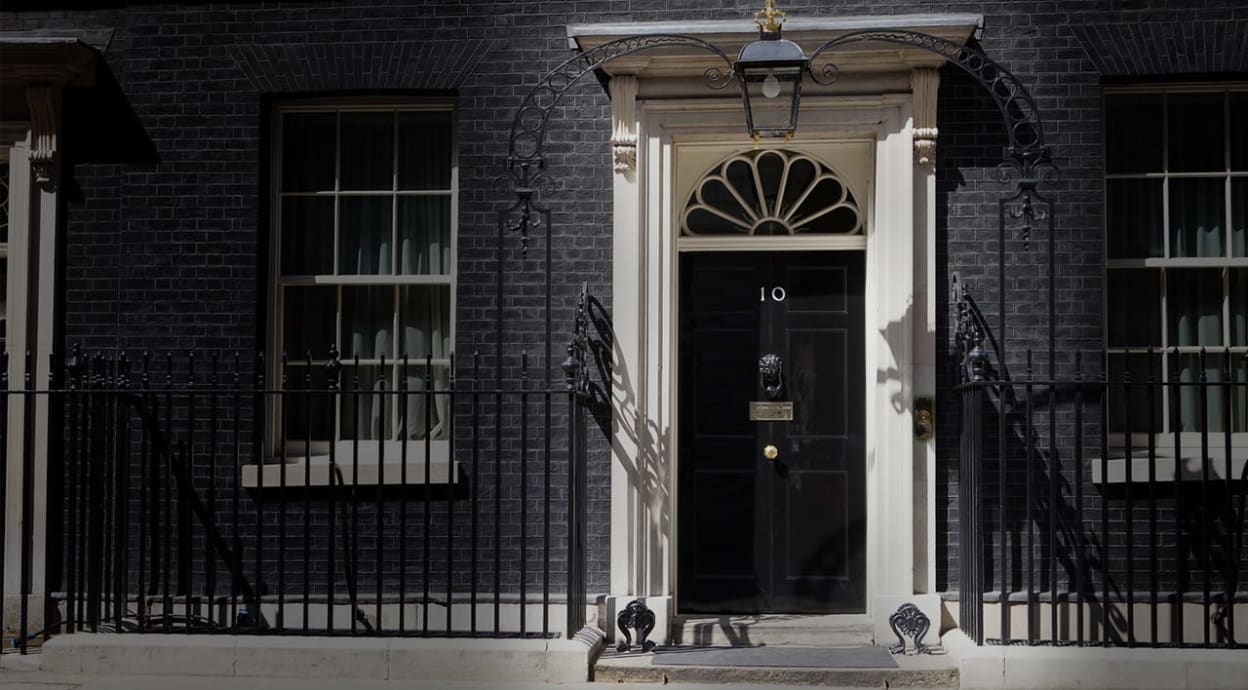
[677,251,866,614]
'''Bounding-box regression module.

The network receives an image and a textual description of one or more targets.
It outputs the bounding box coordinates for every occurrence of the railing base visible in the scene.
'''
[43,628,606,682]
[942,628,1248,689]
[944,598,1247,648]
[53,596,598,640]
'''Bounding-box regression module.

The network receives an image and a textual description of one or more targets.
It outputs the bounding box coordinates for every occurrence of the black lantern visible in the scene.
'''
[735,1,808,143]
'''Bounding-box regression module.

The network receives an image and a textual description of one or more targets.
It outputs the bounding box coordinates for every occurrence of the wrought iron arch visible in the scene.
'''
[499,27,1064,385]
[507,34,734,166]
[808,30,1048,160]
[501,29,1057,244]
[800,29,1059,383]
[500,34,735,252]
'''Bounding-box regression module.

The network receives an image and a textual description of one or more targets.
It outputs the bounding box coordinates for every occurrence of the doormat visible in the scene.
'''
[650,645,898,669]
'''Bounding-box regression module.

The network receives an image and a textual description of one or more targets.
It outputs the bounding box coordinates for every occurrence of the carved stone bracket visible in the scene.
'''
[887,602,933,655]
[26,84,61,190]
[608,75,638,174]
[910,68,940,166]
[615,598,656,652]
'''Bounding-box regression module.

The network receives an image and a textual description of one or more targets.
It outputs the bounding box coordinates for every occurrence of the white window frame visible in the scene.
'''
[1102,84,1248,476]
[254,99,458,487]
[0,149,10,354]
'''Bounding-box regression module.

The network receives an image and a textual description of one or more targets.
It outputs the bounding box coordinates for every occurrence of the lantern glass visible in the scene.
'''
[740,65,802,138]
[734,32,808,140]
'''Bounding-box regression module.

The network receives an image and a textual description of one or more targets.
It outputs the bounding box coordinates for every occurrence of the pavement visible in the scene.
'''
[0,651,945,690]
[0,669,915,690]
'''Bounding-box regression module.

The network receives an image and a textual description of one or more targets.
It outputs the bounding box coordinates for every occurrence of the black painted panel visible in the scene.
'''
[678,251,865,614]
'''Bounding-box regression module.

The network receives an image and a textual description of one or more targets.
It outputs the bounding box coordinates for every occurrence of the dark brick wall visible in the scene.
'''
[6,0,1248,609]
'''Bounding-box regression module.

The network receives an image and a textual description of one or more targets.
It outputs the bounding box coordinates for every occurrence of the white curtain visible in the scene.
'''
[1169,179,1224,258]
[403,286,450,441]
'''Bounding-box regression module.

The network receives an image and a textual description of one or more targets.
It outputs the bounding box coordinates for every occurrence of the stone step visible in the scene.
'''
[593,644,957,686]
[670,614,875,647]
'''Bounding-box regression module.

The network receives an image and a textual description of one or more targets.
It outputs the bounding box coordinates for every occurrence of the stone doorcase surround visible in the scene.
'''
[568,14,979,642]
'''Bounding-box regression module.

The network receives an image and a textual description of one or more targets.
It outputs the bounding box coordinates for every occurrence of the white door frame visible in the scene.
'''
[609,91,934,631]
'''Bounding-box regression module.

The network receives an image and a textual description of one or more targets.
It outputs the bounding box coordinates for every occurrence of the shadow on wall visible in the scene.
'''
[61,57,161,201]
[931,48,1017,593]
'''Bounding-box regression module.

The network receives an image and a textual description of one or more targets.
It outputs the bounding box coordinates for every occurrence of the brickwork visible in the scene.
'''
[4,0,1247,607]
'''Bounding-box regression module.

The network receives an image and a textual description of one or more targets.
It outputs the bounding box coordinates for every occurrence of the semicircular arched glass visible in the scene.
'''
[681,149,863,237]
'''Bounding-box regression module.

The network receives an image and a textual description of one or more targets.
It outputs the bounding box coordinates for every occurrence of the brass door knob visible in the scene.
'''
[763,444,779,460]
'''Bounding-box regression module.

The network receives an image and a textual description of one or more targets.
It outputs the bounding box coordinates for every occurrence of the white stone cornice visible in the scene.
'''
[25,84,61,190]
[910,67,939,166]
[609,75,639,174]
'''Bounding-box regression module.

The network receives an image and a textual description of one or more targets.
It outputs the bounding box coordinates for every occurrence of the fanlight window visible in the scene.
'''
[682,149,862,236]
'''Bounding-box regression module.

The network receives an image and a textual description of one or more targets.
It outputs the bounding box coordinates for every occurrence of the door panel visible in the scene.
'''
[678,251,865,614]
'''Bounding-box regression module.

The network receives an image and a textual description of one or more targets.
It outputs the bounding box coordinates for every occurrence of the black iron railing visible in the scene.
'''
[0,316,595,650]
[957,348,1248,649]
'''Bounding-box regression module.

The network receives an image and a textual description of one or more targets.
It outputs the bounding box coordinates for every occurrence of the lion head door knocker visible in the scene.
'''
[758,354,784,401]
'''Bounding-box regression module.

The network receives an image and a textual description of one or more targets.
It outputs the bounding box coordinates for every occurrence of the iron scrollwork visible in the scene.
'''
[615,598,657,653]
[807,30,1045,153]
[500,35,736,248]
[887,602,933,655]
[806,29,1059,247]
[561,282,592,401]
[952,273,988,383]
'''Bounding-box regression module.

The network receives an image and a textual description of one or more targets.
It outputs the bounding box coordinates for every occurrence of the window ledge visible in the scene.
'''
[1091,450,1247,484]
[242,457,459,488]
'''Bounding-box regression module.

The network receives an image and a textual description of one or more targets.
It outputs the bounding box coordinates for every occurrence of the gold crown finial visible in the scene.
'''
[754,0,785,33]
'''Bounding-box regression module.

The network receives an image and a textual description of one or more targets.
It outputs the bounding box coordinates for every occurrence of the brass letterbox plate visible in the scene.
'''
[749,401,793,422]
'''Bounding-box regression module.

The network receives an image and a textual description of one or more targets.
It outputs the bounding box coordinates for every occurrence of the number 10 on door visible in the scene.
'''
[760,286,787,302]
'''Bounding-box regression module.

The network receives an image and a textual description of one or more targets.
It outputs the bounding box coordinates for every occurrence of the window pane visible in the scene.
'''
[1233,268,1248,347]
[1173,352,1227,433]
[1108,353,1162,434]
[400,285,451,359]
[0,256,6,348]
[281,197,335,275]
[1232,93,1247,171]
[398,196,451,275]
[1169,179,1225,257]
[282,286,336,360]
[403,365,450,441]
[340,365,393,440]
[282,113,336,192]
[342,286,394,359]
[1107,179,1163,258]
[1167,269,1223,347]
[1234,177,1246,257]
[340,113,394,191]
[1235,356,1248,433]
[1107,269,1161,347]
[398,112,452,190]
[1168,93,1225,173]
[338,196,392,274]
[1,161,9,242]
[1105,94,1163,174]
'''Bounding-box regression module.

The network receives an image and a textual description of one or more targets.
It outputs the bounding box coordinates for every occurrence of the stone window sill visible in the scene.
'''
[1091,449,1248,484]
